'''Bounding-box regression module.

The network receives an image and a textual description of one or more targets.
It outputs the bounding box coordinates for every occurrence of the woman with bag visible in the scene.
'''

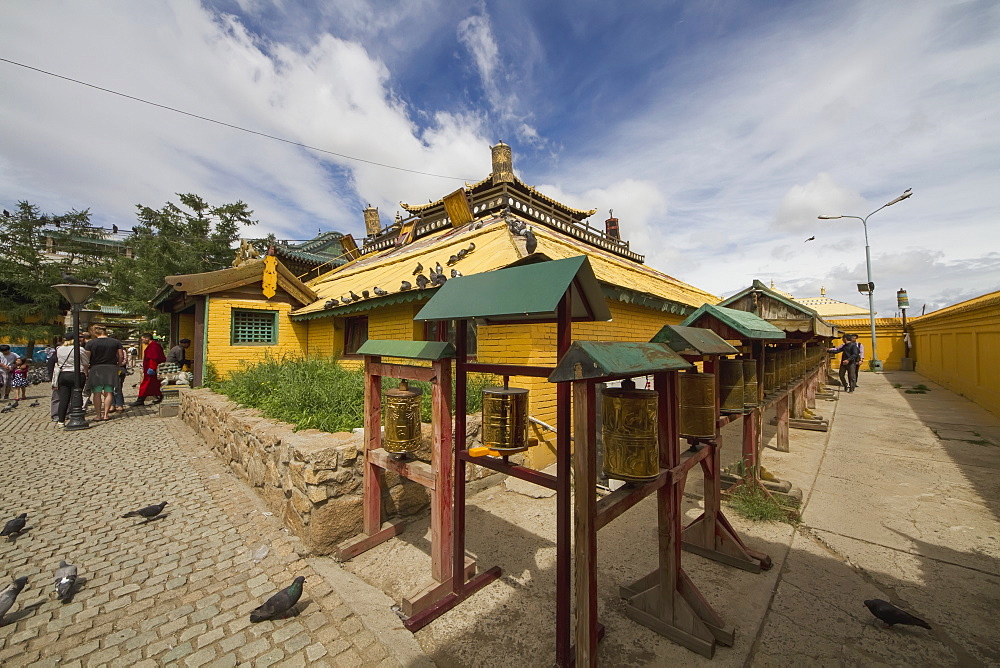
[53,335,90,424]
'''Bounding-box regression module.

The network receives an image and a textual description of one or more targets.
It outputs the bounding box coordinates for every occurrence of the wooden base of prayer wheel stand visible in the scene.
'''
[335,349,477,619]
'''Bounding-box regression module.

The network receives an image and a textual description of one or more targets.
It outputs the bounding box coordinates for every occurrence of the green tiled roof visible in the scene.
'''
[681,303,785,339]
[548,341,692,382]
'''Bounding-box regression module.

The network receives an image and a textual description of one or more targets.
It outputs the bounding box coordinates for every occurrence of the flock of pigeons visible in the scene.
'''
[1,399,41,415]
[0,503,305,627]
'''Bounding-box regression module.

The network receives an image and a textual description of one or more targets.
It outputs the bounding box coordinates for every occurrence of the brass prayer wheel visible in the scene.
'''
[742,359,759,409]
[601,380,659,482]
[679,372,716,439]
[482,386,530,452]
[383,380,423,454]
[764,349,777,394]
[718,359,744,414]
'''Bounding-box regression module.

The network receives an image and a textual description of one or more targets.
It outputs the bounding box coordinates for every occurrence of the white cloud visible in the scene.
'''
[0,0,490,239]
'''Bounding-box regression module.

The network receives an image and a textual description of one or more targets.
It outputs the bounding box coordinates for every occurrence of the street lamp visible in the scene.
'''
[819,188,912,372]
[52,281,100,430]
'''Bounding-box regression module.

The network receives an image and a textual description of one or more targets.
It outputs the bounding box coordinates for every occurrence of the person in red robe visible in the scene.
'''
[132,332,166,406]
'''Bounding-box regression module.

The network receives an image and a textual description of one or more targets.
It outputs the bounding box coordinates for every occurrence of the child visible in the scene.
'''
[10,357,30,400]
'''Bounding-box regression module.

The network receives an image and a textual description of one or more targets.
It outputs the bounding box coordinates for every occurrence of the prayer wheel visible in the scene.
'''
[742,358,759,409]
[679,372,716,439]
[482,386,530,452]
[764,349,777,394]
[718,359,744,414]
[383,380,423,454]
[601,380,659,482]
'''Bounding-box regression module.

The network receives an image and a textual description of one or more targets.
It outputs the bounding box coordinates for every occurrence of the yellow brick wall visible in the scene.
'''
[306,318,336,358]
[207,295,308,377]
[908,294,1000,417]
[477,301,686,469]
[828,319,906,371]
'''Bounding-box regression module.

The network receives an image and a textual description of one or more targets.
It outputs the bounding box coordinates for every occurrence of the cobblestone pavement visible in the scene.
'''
[0,387,426,667]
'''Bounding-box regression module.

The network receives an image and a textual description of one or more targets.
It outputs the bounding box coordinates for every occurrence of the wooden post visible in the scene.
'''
[364,356,384,535]
[430,358,453,583]
[555,295,572,666]
[775,395,790,453]
[806,366,817,410]
[572,380,598,667]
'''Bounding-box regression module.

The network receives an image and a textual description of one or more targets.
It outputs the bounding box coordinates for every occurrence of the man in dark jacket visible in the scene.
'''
[829,335,861,392]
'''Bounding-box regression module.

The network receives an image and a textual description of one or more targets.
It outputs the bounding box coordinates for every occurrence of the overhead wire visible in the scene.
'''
[0,56,476,182]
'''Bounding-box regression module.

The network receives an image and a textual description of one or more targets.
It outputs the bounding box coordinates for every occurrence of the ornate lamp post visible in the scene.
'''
[52,281,100,430]
[819,189,912,372]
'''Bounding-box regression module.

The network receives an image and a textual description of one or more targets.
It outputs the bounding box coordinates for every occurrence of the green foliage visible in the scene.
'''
[102,194,255,330]
[211,355,500,433]
[724,484,799,524]
[0,202,110,352]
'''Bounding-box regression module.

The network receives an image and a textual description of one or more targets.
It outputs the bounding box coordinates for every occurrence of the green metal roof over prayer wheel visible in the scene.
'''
[547,341,693,383]
[355,339,456,360]
[414,255,611,324]
[650,324,740,356]
[680,303,785,340]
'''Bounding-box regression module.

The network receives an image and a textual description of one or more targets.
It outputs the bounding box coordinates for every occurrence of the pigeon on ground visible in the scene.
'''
[28,400,39,407]
[250,576,305,622]
[412,262,423,275]
[400,280,412,291]
[524,227,537,254]
[0,576,29,623]
[53,561,77,601]
[122,502,168,520]
[9,401,18,409]
[1,513,27,539]
[864,599,931,629]
[0,407,10,414]
[415,274,430,289]
[373,286,388,296]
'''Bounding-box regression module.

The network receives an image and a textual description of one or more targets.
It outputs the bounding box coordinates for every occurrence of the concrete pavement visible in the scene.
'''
[753,370,1000,666]
[0,388,429,667]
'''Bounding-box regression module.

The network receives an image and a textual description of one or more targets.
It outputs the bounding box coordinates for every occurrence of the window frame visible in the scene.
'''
[230,308,279,346]
[426,320,477,359]
[342,316,369,358]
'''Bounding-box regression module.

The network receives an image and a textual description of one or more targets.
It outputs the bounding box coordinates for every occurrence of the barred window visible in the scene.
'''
[231,309,278,345]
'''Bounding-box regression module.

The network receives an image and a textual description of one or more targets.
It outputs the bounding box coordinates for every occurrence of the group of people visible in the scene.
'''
[40,329,191,424]
[828,334,866,393]
[0,344,32,401]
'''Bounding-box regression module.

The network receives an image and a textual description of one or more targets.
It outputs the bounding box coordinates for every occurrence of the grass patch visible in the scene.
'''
[208,353,498,433]
[724,483,799,524]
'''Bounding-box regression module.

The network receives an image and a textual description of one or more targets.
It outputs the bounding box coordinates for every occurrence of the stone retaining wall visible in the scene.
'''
[179,388,498,555]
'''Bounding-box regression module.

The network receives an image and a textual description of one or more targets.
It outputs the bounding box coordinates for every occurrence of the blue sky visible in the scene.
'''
[2,0,998,316]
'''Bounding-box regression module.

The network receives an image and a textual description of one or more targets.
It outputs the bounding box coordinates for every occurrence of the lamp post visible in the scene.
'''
[52,281,100,430]
[819,188,912,372]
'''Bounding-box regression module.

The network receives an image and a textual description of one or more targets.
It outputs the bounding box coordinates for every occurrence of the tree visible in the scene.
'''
[0,202,109,357]
[102,194,255,328]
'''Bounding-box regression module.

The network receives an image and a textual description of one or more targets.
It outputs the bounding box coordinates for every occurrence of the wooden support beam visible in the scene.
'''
[775,395,790,452]
[368,362,436,383]
[367,449,435,490]
[572,380,598,667]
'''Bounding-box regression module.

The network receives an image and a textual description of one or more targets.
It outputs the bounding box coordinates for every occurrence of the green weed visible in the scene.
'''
[724,483,799,524]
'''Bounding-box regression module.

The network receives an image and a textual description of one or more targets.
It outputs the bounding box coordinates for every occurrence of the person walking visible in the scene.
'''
[53,335,89,424]
[84,325,125,421]
[132,332,166,406]
[0,344,18,400]
[828,335,861,393]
